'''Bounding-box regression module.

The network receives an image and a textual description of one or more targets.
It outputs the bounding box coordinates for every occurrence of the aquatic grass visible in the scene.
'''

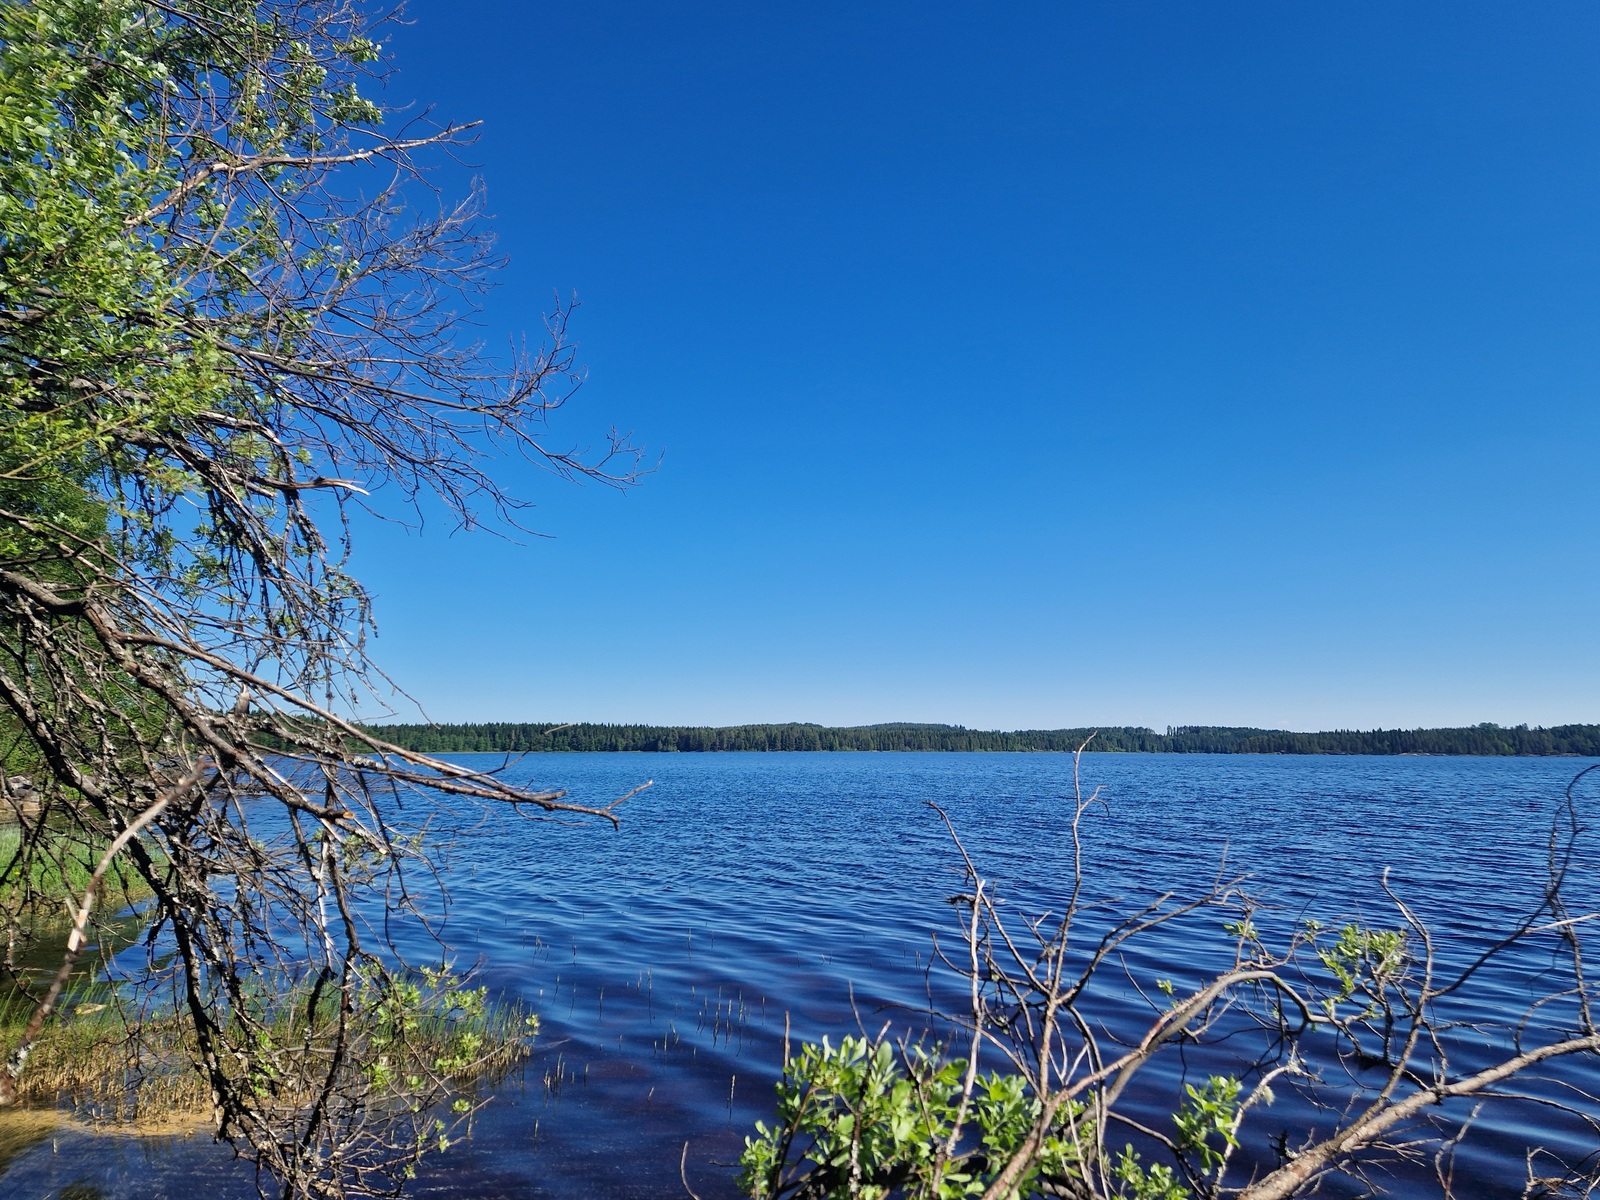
[0,823,534,1133]
[0,973,538,1128]
[0,825,156,923]
[0,991,166,1115]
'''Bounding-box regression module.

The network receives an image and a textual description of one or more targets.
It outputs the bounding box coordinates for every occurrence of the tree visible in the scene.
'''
[741,754,1600,1200]
[0,0,643,1194]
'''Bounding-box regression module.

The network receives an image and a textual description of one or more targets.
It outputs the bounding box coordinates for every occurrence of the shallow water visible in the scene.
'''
[3,753,1597,1199]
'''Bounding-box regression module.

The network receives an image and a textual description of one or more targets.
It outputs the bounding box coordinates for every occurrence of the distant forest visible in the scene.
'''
[364,721,1600,757]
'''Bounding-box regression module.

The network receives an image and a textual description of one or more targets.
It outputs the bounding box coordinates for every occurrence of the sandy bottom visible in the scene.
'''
[0,1103,212,1143]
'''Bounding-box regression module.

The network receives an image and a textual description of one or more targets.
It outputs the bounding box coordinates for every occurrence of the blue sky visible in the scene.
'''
[350,1,1600,731]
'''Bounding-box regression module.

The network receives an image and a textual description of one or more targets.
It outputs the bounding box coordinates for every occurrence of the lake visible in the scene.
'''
[2,752,1597,1199]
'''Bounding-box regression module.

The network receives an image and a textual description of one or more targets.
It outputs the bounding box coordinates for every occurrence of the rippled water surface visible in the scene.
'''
[4,753,1598,1199]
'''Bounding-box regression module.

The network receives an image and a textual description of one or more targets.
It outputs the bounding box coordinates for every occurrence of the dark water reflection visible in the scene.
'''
[2,753,1597,1199]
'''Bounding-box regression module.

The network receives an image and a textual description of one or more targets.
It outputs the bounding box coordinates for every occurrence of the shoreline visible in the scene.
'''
[362,720,1600,759]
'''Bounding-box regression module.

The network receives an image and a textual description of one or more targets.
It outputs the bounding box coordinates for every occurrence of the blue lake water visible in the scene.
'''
[2,752,1597,1199]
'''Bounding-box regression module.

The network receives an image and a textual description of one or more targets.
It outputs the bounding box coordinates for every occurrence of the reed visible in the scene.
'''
[0,976,536,1128]
[0,826,155,922]
[1,829,533,1135]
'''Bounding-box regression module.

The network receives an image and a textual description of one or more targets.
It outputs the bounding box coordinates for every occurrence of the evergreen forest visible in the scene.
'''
[365,720,1600,756]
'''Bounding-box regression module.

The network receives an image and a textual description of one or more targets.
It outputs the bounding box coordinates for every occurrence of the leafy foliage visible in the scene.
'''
[743,1030,1254,1200]
[739,774,1600,1200]
[0,0,640,1194]
[740,1035,1095,1200]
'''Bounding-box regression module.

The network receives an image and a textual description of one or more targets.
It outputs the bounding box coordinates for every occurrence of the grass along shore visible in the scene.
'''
[0,825,535,1129]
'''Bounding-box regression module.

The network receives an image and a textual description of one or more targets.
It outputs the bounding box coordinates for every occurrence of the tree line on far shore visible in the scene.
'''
[362,720,1600,756]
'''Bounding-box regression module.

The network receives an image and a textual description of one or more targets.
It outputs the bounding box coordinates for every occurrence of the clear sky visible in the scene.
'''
[349,1,1600,731]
